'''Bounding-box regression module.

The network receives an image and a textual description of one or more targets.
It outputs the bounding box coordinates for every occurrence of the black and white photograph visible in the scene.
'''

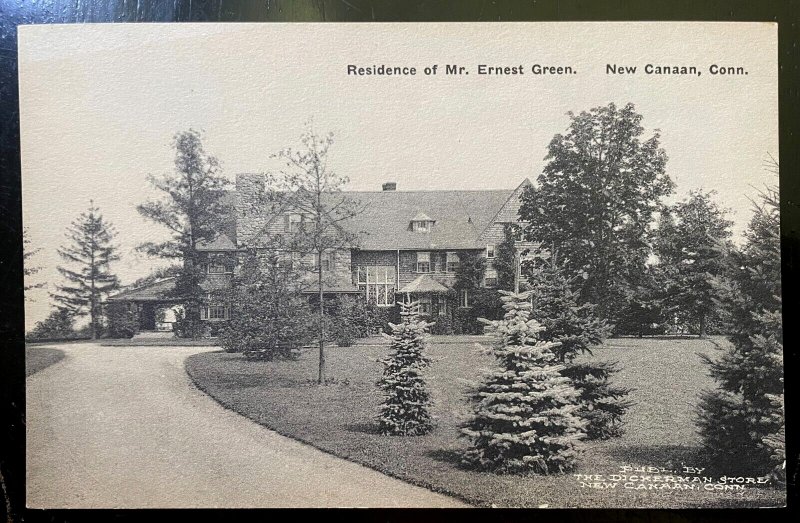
[19,22,784,508]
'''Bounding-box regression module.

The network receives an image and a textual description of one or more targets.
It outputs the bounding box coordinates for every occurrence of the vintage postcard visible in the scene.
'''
[20,22,783,508]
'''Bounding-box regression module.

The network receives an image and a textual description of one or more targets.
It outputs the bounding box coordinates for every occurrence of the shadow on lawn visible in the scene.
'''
[605,444,705,470]
[426,448,468,469]
[343,422,383,435]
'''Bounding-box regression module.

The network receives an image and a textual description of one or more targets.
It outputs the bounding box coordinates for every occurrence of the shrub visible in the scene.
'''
[219,253,315,359]
[105,302,139,338]
[27,309,76,341]
[430,315,454,335]
[461,291,586,474]
[377,300,434,435]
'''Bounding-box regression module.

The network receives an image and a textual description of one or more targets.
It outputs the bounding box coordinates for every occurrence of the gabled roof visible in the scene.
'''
[411,211,433,222]
[398,274,451,294]
[197,232,236,251]
[106,277,178,302]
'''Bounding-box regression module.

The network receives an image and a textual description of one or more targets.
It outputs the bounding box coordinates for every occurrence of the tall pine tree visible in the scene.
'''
[377,300,434,436]
[697,181,783,480]
[52,203,119,339]
[462,290,586,474]
[137,130,232,339]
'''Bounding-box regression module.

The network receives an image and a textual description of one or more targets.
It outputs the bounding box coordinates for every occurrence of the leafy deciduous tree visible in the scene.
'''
[519,102,674,326]
[655,191,733,337]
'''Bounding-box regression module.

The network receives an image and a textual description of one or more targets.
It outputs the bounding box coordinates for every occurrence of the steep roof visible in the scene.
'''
[340,189,515,250]
[106,277,177,302]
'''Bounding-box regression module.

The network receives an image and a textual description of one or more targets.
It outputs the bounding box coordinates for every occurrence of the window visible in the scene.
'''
[201,294,229,321]
[459,289,470,308]
[316,252,331,272]
[486,244,496,259]
[484,269,498,288]
[355,266,396,307]
[412,220,432,233]
[418,296,432,314]
[446,252,460,272]
[285,213,305,233]
[416,252,431,273]
[207,263,226,274]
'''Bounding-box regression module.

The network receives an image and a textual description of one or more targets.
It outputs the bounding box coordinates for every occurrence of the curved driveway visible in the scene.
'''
[26,343,466,508]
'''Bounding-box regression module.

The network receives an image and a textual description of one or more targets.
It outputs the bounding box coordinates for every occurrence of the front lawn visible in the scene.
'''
[185,336,785,508]
[25,345,66,377]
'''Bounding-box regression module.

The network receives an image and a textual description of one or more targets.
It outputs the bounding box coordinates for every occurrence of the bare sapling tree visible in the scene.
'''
[269,124,363,384]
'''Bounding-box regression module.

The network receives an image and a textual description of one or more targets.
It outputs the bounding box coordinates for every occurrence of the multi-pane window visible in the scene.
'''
[355,266,396,307]
[416,252,431,273]
[412,220,433,233]
[446,252,460,272]
[459,289,470,308]
[418,295,432,314]
[484,269,498,288]
[201,294,229,321]
[207,263,227,274]
[486,244,496,259]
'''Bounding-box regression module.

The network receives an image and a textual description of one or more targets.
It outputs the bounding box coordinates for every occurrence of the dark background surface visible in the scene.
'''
[1,1,798,521]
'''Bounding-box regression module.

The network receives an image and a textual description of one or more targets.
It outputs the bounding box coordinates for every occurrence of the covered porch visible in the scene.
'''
[398,274,454,318]
[106,278,183,332]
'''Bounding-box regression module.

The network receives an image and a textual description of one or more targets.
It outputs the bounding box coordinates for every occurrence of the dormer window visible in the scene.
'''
[411,212,434,233]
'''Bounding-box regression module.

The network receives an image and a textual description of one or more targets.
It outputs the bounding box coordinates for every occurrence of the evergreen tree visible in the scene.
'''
[525,253,632,439]
[494,223,518,291]
[51,203,119,339]
[655,191,733,336]
[137,129,232,339]
[23,227,45,297]
[377,300,435,436]
[519,102,673,326]
[462,290,586,474]
[697,181,783,479]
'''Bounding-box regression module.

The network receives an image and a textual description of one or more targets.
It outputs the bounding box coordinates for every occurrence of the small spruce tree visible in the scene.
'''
[525,254,632,439]
[377,300,434,436]
[461,290,586,474]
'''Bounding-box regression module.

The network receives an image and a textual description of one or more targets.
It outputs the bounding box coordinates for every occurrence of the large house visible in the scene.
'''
[107,174,531,331]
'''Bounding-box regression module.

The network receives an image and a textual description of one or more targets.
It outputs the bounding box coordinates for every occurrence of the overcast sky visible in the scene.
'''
[19,22,778,329]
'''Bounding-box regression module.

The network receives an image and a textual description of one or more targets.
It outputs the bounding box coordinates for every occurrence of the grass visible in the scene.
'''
[25,345,66,377]
[185,335,786,508]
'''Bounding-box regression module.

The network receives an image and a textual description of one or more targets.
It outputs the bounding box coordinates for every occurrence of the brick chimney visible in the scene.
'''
[382,182,397,191]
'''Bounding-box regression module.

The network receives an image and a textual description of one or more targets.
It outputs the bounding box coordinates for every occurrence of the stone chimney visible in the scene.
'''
[382,182,397,191]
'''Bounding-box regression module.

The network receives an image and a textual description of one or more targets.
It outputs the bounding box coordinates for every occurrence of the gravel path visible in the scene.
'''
[26,343,466,508]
